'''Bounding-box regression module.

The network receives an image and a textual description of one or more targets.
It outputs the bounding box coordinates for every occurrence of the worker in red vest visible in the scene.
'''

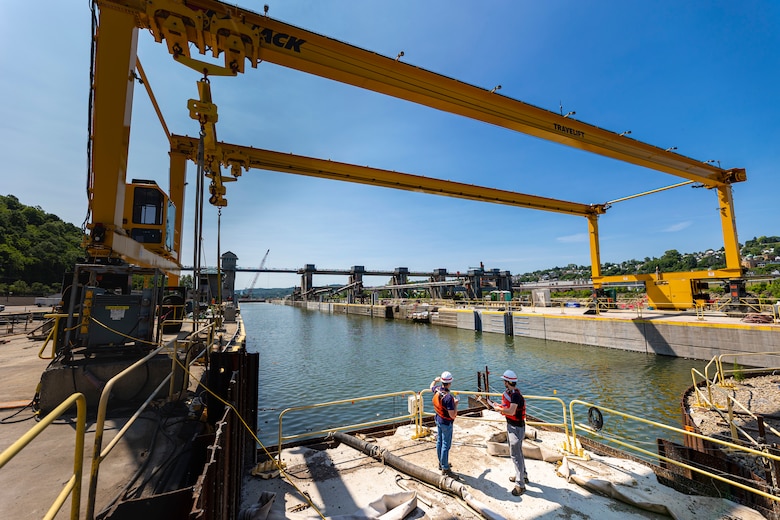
[488,369,528,496]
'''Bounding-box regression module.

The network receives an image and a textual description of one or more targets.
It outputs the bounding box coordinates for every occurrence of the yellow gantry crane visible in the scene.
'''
[88,0,747,309]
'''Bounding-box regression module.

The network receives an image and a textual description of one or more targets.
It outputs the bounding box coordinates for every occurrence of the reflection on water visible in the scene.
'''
[242,303,696,449]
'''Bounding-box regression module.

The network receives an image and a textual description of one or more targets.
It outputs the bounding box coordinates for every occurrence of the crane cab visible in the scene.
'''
[123,179,176,257]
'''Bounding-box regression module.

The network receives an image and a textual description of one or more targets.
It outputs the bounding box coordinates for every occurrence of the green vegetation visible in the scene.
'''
[236,287,296,299]
[732,361,745,382]
[742,236,780,258]
[0,195,84,296]
[514,248,729,284]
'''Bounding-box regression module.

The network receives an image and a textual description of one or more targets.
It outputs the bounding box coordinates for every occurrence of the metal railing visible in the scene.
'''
[418,389,572,445]
[85,320,215,519]
[37,313,68,359]
[690,367,780,446]
[569,398,780,504]
[277,390,418,461]
[707,296,779,317]
[691,351,780,409]
[0,393,87,520]
[715,351,780,384]
[276,388,573,461]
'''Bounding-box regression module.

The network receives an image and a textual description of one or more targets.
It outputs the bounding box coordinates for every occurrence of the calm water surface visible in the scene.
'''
[242,303,697,449]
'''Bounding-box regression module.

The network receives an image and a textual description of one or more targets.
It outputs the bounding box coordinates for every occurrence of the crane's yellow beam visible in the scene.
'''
[170,135,605,217]
[120,0,746,187]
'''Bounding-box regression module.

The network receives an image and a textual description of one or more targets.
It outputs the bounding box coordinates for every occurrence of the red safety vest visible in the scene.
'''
[502,388,525,425]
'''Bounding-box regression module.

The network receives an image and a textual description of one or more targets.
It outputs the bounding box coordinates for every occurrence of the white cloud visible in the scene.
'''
[663,222,692,233]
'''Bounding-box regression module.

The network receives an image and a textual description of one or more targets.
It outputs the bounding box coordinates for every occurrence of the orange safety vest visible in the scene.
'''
[502,388,525,426]
[433,389,455,424]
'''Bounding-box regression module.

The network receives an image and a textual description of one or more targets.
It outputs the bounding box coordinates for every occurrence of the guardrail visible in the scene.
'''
[715,351,780,383]
[273,386,780,507]
[690,367,780,447]
[0,393,87,520]
[85,320,215,519]
[691,351,780,409]
[37,313,68,359]
[277,390,419,461]
[418,389,574,450]
[569,398,780,505]
[708,296,780,319]
[277,388,574,460]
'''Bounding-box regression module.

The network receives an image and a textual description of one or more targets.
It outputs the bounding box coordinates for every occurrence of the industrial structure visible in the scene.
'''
[223,259,514,302]
[25,0,758,517]
[82,0,749,314]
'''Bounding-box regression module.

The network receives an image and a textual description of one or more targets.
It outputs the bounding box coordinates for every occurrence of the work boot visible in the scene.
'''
[509,476,530,483]
[511,485,526,496]
[442,468,456,478]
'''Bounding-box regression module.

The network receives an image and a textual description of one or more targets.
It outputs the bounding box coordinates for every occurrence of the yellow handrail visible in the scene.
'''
[277,390,418,461]
[569,398,780,503]
[0,392,87,520]
[690,367,780,445]
[37,313,68,360]
[716,351,780,384]
[85,321,215,519]
[419,389,574,452]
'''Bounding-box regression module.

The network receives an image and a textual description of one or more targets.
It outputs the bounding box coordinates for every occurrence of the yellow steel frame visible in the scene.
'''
[93,0,746,303]
[169,135,605,217]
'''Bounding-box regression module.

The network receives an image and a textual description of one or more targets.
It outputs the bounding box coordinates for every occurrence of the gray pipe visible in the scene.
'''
[331,432,506,520]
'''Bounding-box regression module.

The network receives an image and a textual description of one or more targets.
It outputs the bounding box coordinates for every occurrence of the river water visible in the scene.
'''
[242,303,697,451]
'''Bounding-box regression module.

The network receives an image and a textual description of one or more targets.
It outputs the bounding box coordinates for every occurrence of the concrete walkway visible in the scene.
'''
[242,419,765,519]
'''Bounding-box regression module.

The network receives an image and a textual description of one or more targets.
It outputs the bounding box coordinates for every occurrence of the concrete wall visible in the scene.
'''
[481,310,508,334]
[513,312,780,367]
[279,300,780,366]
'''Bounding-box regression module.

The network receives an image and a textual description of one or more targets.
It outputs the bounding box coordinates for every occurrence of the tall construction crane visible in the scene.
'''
[248,249,270,300]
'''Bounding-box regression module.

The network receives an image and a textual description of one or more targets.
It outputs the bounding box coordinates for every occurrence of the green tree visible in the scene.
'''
[0,194,83,287]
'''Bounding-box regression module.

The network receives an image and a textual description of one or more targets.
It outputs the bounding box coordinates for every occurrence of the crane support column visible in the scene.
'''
[169,149,188,271]
[588,215,602,281]
[717,185,743,272]
[88,5,138,256]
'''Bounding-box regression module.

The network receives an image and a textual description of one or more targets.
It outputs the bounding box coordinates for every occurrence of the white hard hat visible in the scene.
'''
[440,371,453,383]
[501,370,518,383]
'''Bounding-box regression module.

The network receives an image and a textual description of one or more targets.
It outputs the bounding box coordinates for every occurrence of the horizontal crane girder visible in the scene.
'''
[127,0,746,187]
[170,135,604,217]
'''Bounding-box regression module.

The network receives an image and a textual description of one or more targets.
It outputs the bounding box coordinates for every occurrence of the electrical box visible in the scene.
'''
[81,289,154,348]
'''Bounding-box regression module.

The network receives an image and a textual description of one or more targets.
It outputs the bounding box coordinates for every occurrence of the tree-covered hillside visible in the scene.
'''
[0,194,84,295]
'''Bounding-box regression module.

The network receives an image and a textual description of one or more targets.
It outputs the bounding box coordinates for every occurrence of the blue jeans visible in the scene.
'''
[436,421,454,470]
[507,422,527,485]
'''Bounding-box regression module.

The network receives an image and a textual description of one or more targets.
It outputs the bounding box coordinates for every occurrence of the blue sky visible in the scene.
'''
[2,1,778,289]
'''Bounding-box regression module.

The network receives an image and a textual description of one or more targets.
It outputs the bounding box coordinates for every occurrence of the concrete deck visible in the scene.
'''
[0,312,223,519]
[242,417,765,519]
